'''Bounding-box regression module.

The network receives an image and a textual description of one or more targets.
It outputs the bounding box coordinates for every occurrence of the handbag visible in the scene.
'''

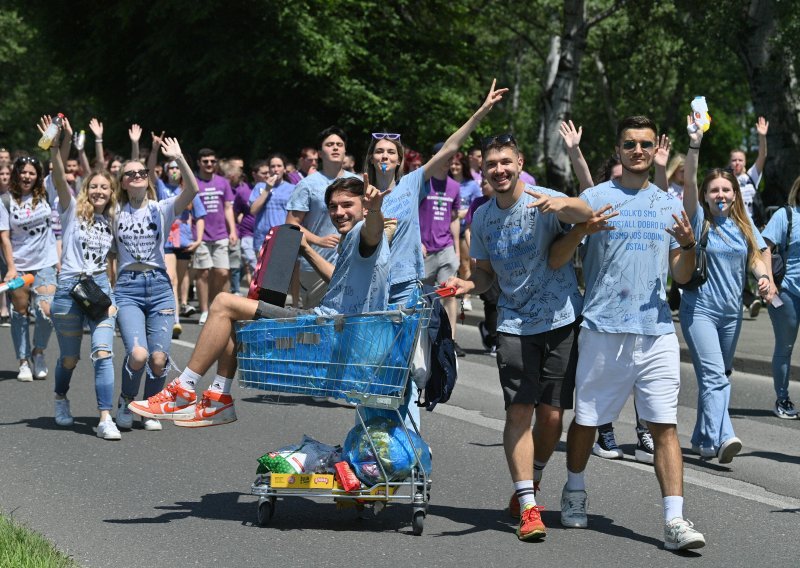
[70,274,113,321]
[676,220,710,291]
[771,206,792,288]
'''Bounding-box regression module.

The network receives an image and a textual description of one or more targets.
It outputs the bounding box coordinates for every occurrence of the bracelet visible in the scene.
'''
[95,138,103,142]
[688,145,700,150]
[758,274,770,281]
[681,240,696,250]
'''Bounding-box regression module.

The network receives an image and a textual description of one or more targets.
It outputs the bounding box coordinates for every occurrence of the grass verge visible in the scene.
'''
[0,514,79,568]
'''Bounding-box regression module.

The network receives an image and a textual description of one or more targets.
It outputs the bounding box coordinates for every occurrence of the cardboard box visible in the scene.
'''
[270,473,336,489]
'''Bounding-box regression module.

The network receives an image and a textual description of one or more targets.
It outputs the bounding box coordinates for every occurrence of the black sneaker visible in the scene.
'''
[592,428,623,459]
[454,342,466,358]
[181,304,198,317]
[635,427,655,464]
[774,398,799,419]
[749,300,762,318]
[477,321,491,350]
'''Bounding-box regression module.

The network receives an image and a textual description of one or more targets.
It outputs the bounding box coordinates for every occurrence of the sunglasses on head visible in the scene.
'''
[201,158,217,165]
[372,132,401,140]
[621,140,655,151]
[123,169,149,180]
[482,133,517,151]
[16,156,39,165]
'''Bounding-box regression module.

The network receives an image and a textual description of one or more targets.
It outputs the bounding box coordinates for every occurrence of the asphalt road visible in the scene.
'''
[1,317,799,568]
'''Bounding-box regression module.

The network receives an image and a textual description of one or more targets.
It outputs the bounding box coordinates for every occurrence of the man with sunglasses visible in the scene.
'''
[286,126,359,310]
[446,133,592,541]
[194,148,238,325]
[550,115,706,550]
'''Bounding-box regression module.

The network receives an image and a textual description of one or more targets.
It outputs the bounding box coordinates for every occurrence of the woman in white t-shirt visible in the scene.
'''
[112,138,198,431]
[46,119,121,439]
[2,155,58,381]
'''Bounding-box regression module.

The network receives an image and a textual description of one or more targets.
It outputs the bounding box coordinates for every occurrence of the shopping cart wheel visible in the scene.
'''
[411,509,425,536]
[257,497,275,526]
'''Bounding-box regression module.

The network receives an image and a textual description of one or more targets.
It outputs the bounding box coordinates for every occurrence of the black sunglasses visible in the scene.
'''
[482,133,517,151]
[123,169,149,180]
[621,140,655,151]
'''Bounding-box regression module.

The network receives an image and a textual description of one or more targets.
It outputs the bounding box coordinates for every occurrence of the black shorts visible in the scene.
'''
[495,321,579,410]
[167,248,194,261]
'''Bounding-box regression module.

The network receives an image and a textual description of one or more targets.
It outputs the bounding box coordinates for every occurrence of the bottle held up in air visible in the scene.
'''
[687,97,711,133]
[37,113,65,150]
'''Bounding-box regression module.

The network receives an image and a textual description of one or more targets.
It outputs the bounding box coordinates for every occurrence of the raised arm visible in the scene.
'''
[39,116,73,209]
[754,116,768,174]
[683,115,703,221]
[559,120,594,191]
[147,131,165,187]
[89,118,105,167]
[423,79,508,181]
[73,123,91,176]
[523,189,592,224]
[250,175,280,215]
[160,138,197,214]
[360,173,390,250]
[548,204,618,269]
[129,123,142,161]
[654,134,670,191]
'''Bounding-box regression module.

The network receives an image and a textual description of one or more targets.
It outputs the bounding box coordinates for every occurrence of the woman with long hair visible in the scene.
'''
[682,117,772,462]
[0,163,12,325]
[249,152,295,259]
[3,154,58,381]
[762,175,800,419]
[46,119,121,439]
[112,138,199,431]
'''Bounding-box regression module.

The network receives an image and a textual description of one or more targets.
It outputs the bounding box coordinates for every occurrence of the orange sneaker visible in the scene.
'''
[517,504,546,541]
[174,390,237,428]
[128,379,196,420]
[509,481,540,519]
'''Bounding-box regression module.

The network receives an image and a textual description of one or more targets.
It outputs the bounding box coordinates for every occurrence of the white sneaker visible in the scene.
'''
[142,417,162,431]
[116,396,134,430]
[32,353,48,379]
[560,485,588,528]
[199,311,208,325]
[54,398,74,426]
[717,437,742,464]
[664,517,706,550]
[96,418,122,440]
[17,362,33,382]
[462,298,473,311]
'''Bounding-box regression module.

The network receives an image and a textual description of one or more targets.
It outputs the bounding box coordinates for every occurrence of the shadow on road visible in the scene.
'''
[728,407,777,419]
[0,415,96,437]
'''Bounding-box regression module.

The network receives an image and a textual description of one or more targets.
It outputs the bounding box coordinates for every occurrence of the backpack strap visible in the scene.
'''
[1,192,10,214]
[785,205,792,251]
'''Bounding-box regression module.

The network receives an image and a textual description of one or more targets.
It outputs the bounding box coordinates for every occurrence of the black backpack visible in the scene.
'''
[772,206,793,288]
[416,287,457,411]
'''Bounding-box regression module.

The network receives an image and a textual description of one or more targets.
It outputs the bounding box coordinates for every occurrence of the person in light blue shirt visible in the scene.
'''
[762,174,800,420]
[681,121,771,462]
[447,134,591,540]
[550,115,706,551]
[249,153,296,258]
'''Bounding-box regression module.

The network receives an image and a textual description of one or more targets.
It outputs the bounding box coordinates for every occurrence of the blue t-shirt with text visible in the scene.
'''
[762,206,800,298]
[381,167,427,286]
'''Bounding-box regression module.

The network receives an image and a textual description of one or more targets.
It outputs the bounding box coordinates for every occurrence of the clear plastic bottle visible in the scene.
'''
[75,129,86,151]
[687,97,711,133]
[37,113,65,150]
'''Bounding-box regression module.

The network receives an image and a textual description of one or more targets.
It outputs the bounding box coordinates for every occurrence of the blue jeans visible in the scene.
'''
[115,269,174,399]
[362,280,422,431]
[52,274,117,410]
[767,289,800,400]
[10,265,56,360]
[680,306,741,453]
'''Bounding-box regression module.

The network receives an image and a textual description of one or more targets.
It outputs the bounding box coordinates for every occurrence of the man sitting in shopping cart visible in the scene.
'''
[127,175,392,427]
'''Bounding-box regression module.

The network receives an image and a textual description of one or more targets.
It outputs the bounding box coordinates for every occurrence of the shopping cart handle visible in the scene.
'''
[435,285,457,298]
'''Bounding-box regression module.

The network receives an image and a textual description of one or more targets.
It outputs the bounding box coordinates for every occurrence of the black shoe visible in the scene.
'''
[454,342,466,358]
[635,427,655,464]
[477,322,491,350]
[181,304,198,317]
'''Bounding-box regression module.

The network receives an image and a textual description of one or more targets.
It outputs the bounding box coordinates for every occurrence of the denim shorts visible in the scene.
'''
[52,273,117,360]
[114,269,175,358]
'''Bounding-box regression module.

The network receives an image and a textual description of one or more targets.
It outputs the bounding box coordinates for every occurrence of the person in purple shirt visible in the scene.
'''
[420,173,463,354]
[194,148,238,325]
[232,175,254,291]
[286,147,318,185]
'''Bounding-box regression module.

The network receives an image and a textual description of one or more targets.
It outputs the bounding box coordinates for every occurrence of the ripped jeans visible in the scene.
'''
[52,273,117,410]
[10,265,56,360]
[115,269,175,400]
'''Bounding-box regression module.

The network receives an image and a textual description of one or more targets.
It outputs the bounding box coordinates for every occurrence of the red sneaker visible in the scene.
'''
[517,504,547,541]
[174,390,237,428]
[509,481,540,519]
[128,379,196,420]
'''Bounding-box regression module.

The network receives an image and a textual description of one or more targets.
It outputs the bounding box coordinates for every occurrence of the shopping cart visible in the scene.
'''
[236,287,454,535]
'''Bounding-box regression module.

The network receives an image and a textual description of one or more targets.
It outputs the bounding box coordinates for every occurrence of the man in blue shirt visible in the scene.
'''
[447,134,591,541]
[128,176,390,428]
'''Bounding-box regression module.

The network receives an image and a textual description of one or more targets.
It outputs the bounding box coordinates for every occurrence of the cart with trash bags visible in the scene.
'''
[235,288,453,535]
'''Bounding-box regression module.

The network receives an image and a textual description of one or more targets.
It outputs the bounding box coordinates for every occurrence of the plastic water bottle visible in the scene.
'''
[38,113,65,150]
[687,97,711,133]
[75,130,86,151]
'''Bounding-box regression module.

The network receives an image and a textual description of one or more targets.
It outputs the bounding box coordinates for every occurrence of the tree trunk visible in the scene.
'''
[736,0,800,204]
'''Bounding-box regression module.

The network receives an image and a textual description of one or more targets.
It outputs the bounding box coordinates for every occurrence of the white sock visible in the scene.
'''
[210,375,233,394]
[178,368,201,391]
[663,495,684,523]
[513,480,537,509]
[566,469,585,491]
[533,459,547,484]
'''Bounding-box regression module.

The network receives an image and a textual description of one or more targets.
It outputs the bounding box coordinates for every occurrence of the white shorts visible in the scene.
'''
[574,328,680,426]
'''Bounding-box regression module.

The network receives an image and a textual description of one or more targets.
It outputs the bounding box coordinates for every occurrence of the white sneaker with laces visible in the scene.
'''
[664,517,706,550]
[462,298,473,311]
[560,485,588,528]
[96,418,122,440]
[17,362,33,382]
[142,417,162,431]
[199,311,208,325]
[116,396,134,430]
[32,353,48,379]
[54,398,74,426]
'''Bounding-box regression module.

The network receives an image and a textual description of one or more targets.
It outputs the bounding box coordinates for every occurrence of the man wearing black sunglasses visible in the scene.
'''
[446,133,592,540]
[550,115,706,550]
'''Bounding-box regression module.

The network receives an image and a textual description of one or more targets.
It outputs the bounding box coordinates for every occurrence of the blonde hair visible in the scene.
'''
[787,175,800,207]
[77,170,118,224]
[666,154,685,183]
[700,169,760,268]
[116,159,156,206]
